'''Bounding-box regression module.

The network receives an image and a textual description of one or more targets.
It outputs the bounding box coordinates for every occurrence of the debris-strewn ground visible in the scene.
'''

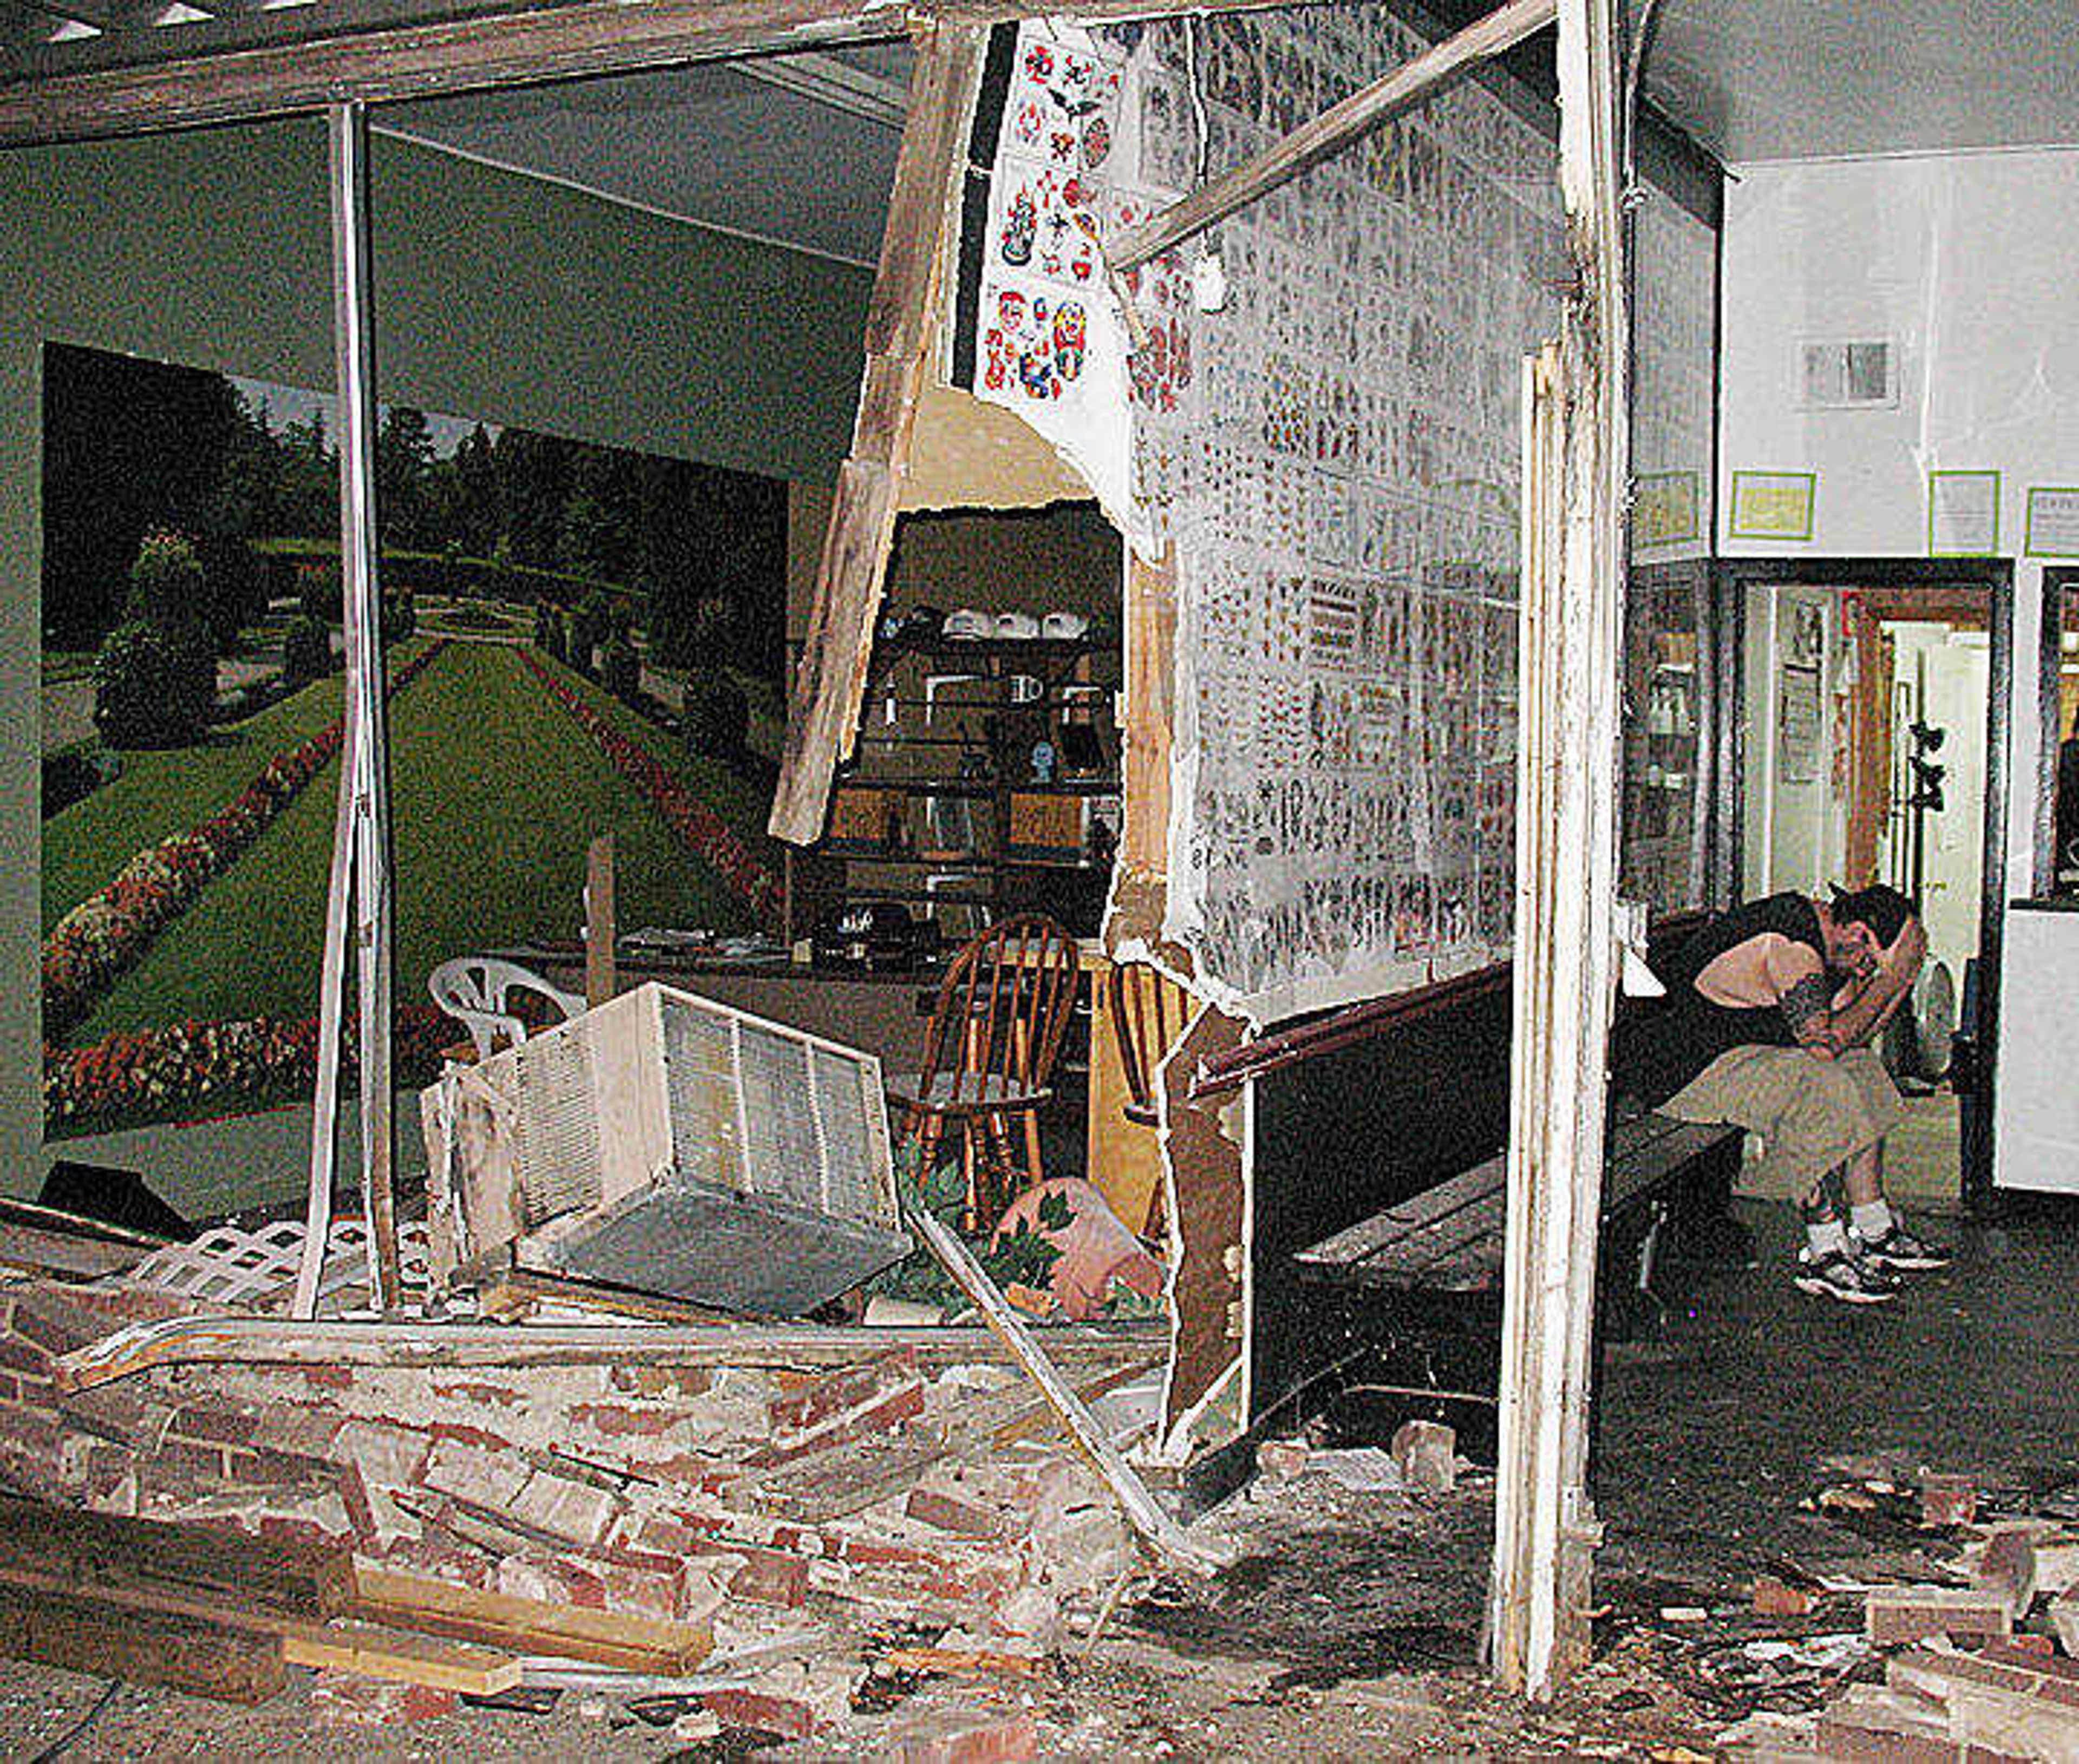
[2,1196,2075,1759]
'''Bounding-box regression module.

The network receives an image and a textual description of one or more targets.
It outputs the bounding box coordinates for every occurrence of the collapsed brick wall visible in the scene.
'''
[0,1281,1134,1680]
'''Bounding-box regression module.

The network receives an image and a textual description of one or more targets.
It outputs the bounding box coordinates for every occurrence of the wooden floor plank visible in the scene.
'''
[280,1618,521,1693]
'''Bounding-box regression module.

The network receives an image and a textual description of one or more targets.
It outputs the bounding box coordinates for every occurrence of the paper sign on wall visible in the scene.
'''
[2025,486,2079,558]
[1729,471,1816,541]
[1928,469,2000,556]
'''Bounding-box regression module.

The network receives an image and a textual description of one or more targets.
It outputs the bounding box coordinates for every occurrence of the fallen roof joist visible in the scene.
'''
[769,22,985,844]
[54,1314,1167,1391]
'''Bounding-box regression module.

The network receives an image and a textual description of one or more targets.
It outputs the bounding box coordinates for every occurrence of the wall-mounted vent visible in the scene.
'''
[1799,339,1898,410]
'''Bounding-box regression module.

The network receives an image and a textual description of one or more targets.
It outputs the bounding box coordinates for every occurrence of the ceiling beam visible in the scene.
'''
[1107,0,1556,273]
[0,0,1310,148]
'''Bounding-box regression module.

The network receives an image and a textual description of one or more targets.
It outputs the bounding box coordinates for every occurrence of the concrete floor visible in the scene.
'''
[1597,1179,2079,1606]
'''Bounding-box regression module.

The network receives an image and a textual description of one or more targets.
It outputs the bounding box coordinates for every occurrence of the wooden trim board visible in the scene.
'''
[352,1567,712,1674]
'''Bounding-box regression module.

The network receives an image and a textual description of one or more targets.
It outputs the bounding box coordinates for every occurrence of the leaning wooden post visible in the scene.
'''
[1488,0,1629,1701]
[767,24,985,845]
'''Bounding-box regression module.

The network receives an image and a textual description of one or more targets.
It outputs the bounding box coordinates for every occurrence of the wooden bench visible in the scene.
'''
[1293,1108,1744,1330]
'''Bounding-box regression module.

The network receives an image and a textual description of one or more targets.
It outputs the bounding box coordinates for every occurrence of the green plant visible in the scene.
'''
[92,618,216,749]
[683,667,748,758]
[534,599,566,660]
[282,614,333,687]
[861,1144,1067,1314]
[381,591,416,644]
[600,635,640,703]
[296,560,340,625]
[122,530,206,627]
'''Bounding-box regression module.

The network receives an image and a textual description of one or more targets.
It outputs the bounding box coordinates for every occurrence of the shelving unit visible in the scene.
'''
[1621,567,1710,912]
[822,632,1122,937]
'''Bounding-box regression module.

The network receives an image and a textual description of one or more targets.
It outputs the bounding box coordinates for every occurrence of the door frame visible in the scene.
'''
[2032,566,2079,896]
[1712,555,2013,1205]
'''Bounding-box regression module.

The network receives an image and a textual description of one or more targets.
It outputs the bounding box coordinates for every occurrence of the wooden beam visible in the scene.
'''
[1106,0,1556,273]
[584,832,617,1008]
[0,0,1306,148]
[768,23,984,844]
[55,1313,1167,1389]
[280,1618,521,1693]
[1487,0,1628,1704]
[1158,1002,1247,1445]
[351,1568,712,1674]
[1118,547,1177,880]
[0,1583,286,1703]
[0,1496,356,1618]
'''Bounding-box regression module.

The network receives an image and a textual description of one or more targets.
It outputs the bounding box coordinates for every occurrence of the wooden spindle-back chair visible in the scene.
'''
[885,914,1081,1227]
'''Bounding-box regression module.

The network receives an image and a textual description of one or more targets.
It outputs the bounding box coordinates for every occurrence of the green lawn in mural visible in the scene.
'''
[40,340,792,1138]
[42,667,353,936]
[64,640,772,1044]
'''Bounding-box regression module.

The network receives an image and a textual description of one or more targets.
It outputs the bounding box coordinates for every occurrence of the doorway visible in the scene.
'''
[1720,558,2013,1203]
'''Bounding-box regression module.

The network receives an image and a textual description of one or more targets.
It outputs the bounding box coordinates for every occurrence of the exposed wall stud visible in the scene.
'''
[1488,0,1629,1700]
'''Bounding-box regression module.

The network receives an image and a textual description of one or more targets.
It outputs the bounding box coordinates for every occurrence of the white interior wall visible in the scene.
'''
[1720,148,2079,900]
[1720,148,2079,1188]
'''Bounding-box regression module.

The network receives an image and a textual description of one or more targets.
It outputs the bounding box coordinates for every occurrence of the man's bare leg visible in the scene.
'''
[1841,1140,1882,1208]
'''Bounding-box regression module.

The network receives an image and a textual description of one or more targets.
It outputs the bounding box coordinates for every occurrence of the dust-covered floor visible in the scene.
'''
[3,1193,2073,1760]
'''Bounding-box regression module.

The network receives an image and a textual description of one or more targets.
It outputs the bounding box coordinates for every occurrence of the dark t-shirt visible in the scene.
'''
[1618,892,1828,1109]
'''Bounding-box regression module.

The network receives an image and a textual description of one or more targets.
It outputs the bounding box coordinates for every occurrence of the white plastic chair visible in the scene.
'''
[427,956,585,1060]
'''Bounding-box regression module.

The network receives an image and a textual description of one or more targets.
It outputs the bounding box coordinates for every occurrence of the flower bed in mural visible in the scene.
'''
[44,1004,456,1138]
[42,642,449,1042]
[519,650,784,930]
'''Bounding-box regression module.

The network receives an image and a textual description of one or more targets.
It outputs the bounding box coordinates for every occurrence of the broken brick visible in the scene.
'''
[880,1701,1039,1763]
[698,1687,819,1740]
[1866,1585,2012,1646]
[166,1405,259,1450]
[420,1438,532,1513]
[907,1487,1006,1540]
[8,1289,104,1356]
[1754,1575,1820,1617]
[250,1405,347,1462]
[1390,1420,1457,1494]
[564,1401,689,1439]
[330,1418,430,1488]
[1919,1473,1978,1528]
[504,1468,623,1547]
[610,1365,712,1401]
[56,1385,167,1450]
[769,1349,919,1434]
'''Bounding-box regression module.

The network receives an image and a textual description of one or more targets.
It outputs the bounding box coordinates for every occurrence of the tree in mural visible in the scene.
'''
[93,532,218,748]
[41,344,247,650]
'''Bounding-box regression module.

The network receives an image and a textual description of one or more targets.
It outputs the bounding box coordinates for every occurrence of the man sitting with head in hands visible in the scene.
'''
[1624,883,1948,1304]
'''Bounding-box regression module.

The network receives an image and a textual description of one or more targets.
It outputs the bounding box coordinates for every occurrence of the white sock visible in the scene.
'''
[1805,1216,1847,1260]
[1850,1199,1894,1243]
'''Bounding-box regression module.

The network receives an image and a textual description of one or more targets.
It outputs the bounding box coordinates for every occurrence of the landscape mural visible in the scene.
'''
[40,342,792,1141]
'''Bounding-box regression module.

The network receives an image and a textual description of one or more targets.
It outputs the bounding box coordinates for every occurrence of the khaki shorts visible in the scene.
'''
[1656,1044,1905,1201]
